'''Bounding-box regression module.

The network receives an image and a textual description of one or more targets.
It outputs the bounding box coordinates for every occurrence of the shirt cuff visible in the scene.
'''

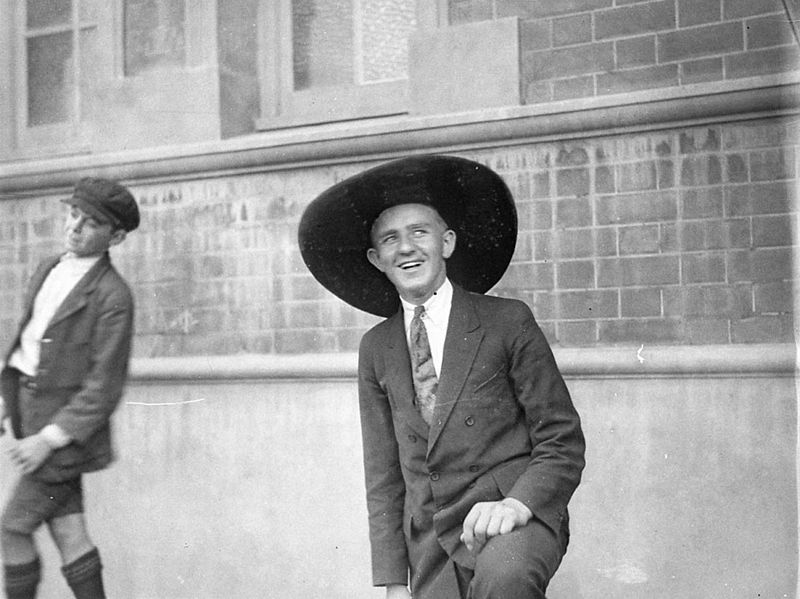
[40,424,72,449]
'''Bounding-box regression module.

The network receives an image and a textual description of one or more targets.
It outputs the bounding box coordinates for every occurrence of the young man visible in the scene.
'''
[0,177,139,599]
[299,155,585,599]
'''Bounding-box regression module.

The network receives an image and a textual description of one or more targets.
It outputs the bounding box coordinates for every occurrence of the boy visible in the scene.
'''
[0,177,139,599]
[298,156,584,598]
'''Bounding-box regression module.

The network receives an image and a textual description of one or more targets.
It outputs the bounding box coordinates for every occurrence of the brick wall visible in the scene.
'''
[0,117,795,356]
[484,118,797,346]
[449,0,800,103]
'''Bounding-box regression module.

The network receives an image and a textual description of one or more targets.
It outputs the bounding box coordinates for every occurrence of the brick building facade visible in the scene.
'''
[0,1,797,598]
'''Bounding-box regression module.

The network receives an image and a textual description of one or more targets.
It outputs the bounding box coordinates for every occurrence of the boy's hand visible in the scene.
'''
[460,497,533,554]
[9,434,52,474]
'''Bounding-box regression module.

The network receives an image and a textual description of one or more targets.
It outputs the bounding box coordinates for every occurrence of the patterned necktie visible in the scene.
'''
[410,305,438,426]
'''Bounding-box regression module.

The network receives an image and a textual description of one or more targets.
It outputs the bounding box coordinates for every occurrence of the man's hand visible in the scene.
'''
[8,434,52,474]
[460,497,533,554]
[386,584,411,599]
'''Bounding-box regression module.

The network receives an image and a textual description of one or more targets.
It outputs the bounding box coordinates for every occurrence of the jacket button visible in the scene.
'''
[469,464,479,473]
[408,434,417,443]
[429,472,440,481]
[465,416,475,426]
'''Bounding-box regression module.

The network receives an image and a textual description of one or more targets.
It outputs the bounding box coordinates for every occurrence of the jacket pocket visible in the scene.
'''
[473,365,507,393]
[403,510,413,539]
[48,341,91,388]
[489,459,527,496]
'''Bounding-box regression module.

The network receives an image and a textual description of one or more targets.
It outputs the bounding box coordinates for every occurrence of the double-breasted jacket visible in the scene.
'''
[1,253,134,482]
[358,284,585,588]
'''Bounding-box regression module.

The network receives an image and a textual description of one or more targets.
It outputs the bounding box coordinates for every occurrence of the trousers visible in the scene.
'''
[409,516,569,599]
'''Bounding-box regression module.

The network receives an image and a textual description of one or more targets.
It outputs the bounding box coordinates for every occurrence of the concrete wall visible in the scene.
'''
[1,345,794,598]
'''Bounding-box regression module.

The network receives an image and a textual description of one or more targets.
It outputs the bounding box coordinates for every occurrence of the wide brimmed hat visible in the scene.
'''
[298,155,518,317]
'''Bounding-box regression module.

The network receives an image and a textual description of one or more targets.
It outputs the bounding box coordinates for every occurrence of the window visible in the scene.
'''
[18,0,99,143]
[257,0,441,129]
[123,0,186,76]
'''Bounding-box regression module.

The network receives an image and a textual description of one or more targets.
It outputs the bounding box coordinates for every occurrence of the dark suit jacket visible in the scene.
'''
[358,284,585,589]
[1,253,134,482]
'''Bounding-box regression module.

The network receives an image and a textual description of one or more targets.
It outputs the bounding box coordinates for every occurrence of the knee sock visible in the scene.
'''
[3,557,41,599]
[61,547,105,599]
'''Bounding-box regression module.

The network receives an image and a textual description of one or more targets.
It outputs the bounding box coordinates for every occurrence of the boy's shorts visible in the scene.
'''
[1,475,84,534]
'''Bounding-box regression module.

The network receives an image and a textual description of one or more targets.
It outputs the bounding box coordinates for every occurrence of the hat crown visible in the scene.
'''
[71,177,140,232]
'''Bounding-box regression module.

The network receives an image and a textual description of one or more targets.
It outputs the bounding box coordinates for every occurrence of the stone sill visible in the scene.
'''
[128,343,798,383]
[1,74,798,196]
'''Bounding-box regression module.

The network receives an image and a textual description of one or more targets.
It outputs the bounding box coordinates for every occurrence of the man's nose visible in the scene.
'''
[397,233,415,253]
[69,217,84,233]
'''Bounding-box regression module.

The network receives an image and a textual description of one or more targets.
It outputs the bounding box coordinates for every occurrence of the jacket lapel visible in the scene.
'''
[47,254,111,328]
[384,310,431,439]
[428,286,483,454]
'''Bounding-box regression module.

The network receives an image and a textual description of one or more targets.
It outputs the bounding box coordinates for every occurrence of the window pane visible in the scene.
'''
[292,0,353,90]
[79,0,99,23]
[357,0,416,84]
[218,0,260,137]
[79,27,98,120]
[27,0,71,29]
[27,32,74,125]
[124,0,186,76]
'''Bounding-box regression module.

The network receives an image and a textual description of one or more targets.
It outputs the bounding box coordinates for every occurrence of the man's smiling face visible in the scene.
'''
[367,203,456,305]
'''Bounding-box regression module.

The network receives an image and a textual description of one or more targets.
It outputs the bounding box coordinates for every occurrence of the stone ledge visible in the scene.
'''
[129,343,797,382]
[1,76,798,196]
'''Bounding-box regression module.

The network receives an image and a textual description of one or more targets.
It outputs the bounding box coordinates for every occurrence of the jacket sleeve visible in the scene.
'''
[51,280,134,444]
[358,329,409,587]
[505,304,585,534]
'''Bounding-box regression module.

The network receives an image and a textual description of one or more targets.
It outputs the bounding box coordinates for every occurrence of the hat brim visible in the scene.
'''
[298,155,518,317]
[60,197,115,228]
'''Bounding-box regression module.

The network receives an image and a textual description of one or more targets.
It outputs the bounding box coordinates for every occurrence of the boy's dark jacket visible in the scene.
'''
[358,284,585,590]
[1,253,134,482]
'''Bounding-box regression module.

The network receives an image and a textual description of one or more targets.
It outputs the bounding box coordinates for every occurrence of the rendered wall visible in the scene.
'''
[0,347,794,598]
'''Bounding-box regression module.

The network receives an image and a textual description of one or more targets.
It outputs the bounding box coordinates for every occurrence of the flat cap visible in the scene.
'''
[62,177,140,232]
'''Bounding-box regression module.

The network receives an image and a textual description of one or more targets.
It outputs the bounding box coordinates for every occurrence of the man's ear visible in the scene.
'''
[366,248,386,272]
[108,230,127,248]
[442,229,456,259]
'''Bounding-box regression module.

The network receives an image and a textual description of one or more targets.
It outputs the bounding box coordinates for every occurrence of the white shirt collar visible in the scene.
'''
[400,278,453,327]
[58,252,102,274]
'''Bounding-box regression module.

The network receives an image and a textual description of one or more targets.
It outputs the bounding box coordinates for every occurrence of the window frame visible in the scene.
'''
[256,0,446,130]
[121,0,188,77]
[15,0,98,153]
